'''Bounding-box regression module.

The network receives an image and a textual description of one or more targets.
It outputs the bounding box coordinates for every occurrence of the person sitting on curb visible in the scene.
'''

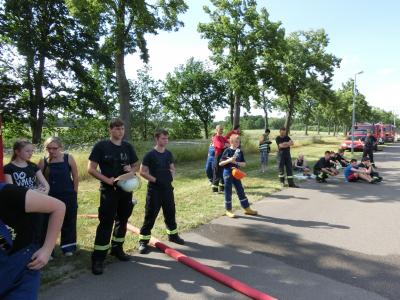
[328,151,340,174]
[293,154,311,177]
[219,134,257,218]
[344,159,378,183]
[358,157,382,182]
[313,151,338,183]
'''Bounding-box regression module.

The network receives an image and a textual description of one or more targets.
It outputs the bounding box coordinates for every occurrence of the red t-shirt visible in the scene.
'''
[225,129,240,140]
[212,135,228,156]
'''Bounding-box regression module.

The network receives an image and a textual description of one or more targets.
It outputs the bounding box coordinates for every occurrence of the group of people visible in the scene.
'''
[1,119,186,299]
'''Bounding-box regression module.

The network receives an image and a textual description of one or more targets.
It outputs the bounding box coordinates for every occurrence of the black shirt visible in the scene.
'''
[364,136,376,149]
[314,157,331,171]
[276,136,292,156]
[89,140,138,182]
[4,162,39,189]
[221,148,245,170]
[0,184,32,254]
[142,149,174,187]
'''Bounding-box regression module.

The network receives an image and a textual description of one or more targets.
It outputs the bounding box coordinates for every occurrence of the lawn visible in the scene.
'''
[37,133,359,287]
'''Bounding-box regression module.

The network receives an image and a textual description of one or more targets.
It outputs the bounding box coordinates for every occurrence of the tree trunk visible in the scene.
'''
[115,2,131,141]
[305,123,308,136]
[30,54,46,144]
[203,120,209,139]
[263,108,269,130]
[328,123,331,135]
[317,119,320,135]
[284,95,295,134]
[233,92,240,127]
[229,91,234,126]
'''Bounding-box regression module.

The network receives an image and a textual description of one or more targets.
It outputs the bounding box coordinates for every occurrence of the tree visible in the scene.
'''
[0,0,105,143]
[260,29,340,132]
[254,87,274,130]
[163,58,226,138]
[130,66,165,140]
[67,0,188,140]
[198,0,281,127]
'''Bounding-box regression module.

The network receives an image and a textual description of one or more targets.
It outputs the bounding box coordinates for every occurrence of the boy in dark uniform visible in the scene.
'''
[363,131,377,166]
[88,118,139,275]
[334,149,349,167]
[313,151,338,183]
[359,157,382,182]
[138,129,184,254]
[275,128,299,188]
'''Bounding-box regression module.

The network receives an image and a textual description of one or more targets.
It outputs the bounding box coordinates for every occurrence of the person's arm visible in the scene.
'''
[25,190,65,270]
[35,170,50,194]
[259,135,265,145]
[170,163,176,177]
[219,156,235,166]
[38,158,45,172]
[68,155,79,193]
[87,160,114,186]
[4,174,13,184]
[140,164,156,183]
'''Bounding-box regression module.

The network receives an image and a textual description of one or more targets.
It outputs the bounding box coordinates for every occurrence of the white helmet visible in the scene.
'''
[117,176,141,192]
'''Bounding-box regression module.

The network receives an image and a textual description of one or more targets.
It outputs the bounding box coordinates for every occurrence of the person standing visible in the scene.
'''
[211,125,229,193]
[259,128,272,173]
[138,129,184,254]
[363,131,377,166]
[275,128,299,188]
[225,124,240,141]
[0,183,65,300]
[219,135,257,218]
[205,138,215,184]
[38,137,79,256]
[88,118,139,275]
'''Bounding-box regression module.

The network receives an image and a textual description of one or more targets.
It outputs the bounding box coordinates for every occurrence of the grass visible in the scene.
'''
[35,133,361,288]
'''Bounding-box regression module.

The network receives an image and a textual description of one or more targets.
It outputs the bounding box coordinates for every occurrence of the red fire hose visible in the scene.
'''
[80,214,277,300]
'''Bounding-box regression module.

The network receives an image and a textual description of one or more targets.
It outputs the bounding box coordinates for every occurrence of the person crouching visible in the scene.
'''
[313,151,338,183]
[219,135,257,218]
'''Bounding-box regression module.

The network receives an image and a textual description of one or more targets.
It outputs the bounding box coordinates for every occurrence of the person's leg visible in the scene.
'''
[358,173,373,183]
[285,157,297,187]
[60,193,78,254]
[232,179,249,209]
[278,154,285,185]
[223,173,234,216]
[161,188,184,244]
[92,188,118,262]
[206,157,214,183]
[260,151,266,172]
[369,149,374,164]
[139,188,162,247]
[111,190,134,258]
[212,154,222,192]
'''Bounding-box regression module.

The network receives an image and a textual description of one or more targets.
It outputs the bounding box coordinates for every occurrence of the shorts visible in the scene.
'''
[347,173,358,182]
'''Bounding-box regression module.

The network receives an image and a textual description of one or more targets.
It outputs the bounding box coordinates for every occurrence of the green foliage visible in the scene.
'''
[168,119,202,140]
[163,58,226,138]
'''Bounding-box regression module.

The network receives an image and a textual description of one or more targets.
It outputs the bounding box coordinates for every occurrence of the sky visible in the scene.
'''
[125,0,400,120]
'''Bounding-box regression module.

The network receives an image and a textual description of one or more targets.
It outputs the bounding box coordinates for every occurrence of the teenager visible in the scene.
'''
[293,154,311,177]
[219,134,257,218]
[211,125,229,193]
[88,118,139,275]
[358,157,382,182]
[313,151,338,183]
[138,129,184,254]
[4,140,49,193]
[276,128,299,188]
[334,149,350,167]
[0,183,65,300]
[259,128,272,173]
[38,137,79,256]
[344,159,377,183]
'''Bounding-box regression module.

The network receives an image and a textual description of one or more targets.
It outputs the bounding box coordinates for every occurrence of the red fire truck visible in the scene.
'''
[382,124,396,142]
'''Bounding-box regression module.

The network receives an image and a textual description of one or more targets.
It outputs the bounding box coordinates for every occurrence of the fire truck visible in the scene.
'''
[382,124,396,142]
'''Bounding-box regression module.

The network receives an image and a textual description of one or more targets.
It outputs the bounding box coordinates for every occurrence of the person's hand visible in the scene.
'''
[107,177,115,186]
[170,169,176,177]
[230,156,236,163]
[28,247,52,270]
[123,165,132,172]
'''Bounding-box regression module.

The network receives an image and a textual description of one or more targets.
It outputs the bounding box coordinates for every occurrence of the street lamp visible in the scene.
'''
[351,70,364,156]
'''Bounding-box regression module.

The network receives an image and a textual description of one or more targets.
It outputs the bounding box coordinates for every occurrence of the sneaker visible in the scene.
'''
[110,247,130,261]
[225,210,236,218]
[138,241,149,254]
[91,260,104,275]
[64,251,74,257]
[218,186,224,193]
[244,207,258,215]
[168,234,185,245]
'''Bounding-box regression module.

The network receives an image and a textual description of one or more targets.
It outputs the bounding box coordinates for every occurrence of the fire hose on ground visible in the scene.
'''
[79,214,277,300]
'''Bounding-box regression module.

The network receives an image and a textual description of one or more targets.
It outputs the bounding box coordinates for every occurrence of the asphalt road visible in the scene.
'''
[41,143,400,300]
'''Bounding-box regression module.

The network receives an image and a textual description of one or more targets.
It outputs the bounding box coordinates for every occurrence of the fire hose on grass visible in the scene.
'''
[79,214,277,300]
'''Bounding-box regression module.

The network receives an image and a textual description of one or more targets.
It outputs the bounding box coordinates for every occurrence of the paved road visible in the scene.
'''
[41,144,400,300]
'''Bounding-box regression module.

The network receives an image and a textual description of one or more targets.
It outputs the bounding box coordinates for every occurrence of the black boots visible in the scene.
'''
[168,234,185,245]
[110,247,131,261]
[91,260,104,275]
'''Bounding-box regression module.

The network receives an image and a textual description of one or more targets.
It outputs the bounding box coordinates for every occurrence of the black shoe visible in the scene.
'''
[110,247,130,261]
[212,186,218,193]
[289,184,300,188]
[138,242,149,254]
[92,260,104,275]
[168,234,185,245]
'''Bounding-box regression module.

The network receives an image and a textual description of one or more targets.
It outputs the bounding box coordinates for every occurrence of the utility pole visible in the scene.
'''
[351,71,364,156]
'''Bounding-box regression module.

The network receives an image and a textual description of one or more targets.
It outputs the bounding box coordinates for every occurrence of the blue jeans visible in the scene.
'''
[0,244,40,300]
[260,150,269,164]
[205,156,214,183]
[223,170,250,211]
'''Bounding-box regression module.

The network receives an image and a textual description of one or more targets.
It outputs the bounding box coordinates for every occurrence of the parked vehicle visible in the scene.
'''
[340,136,365,151]
[382,124,396,142]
